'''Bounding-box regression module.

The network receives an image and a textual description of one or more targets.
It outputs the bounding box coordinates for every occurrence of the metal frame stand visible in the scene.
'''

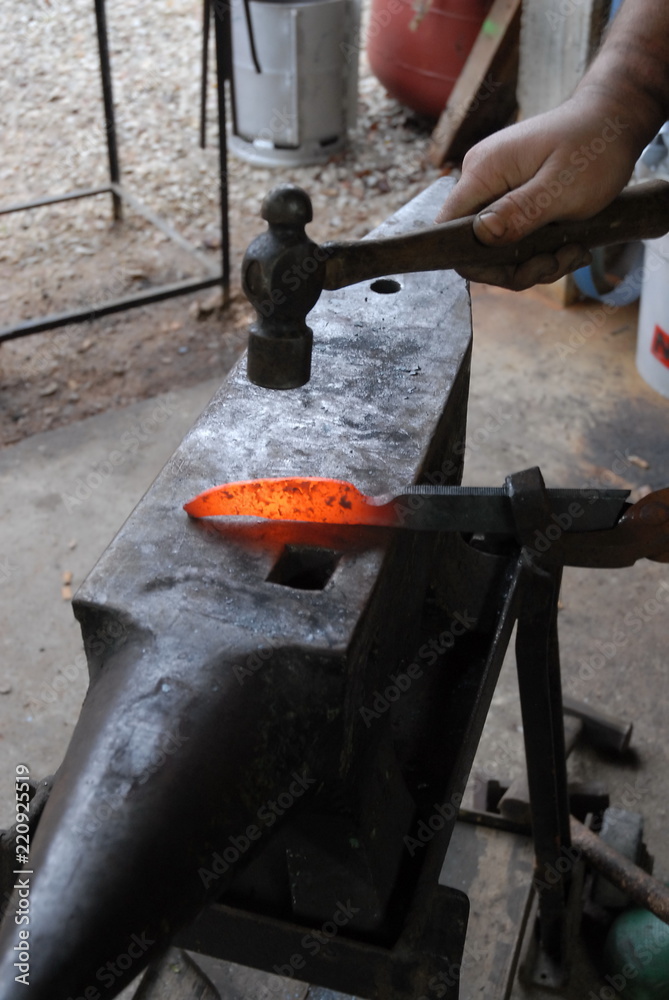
[0,0,231,344]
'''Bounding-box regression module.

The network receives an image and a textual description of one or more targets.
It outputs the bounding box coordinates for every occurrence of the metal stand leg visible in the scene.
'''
[507,469,573,975]
[516,562,571,960]
[213,0,231,302]
[0,0,231,340]
[93,0,122,221]
[200,0,211,149]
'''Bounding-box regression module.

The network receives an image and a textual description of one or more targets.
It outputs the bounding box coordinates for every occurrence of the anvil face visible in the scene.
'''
[0,180,472,1000]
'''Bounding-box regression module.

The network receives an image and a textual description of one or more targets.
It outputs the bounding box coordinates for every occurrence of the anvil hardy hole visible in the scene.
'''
[370,278,402,294]
[267,545,342,591]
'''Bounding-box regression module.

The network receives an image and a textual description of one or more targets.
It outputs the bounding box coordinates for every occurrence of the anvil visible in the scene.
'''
[0,180,477,1000]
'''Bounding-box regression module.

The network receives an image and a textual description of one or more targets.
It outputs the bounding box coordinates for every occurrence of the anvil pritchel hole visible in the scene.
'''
[370,278,402,294]
[267,545,342,591]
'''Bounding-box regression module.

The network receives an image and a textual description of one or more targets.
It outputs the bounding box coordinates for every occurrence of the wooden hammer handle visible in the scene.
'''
[323,180,669,290]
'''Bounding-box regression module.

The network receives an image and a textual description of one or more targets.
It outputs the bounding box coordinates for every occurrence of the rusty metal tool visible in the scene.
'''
[570,817,669,924]
[498,789,669,924]
[242,180,669,388]
[184,477,669,568]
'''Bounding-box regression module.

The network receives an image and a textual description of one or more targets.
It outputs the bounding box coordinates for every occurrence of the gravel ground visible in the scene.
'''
[0,0,445,445]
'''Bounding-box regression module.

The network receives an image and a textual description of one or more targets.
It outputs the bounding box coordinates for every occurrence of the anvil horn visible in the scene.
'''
[0,625,326,999]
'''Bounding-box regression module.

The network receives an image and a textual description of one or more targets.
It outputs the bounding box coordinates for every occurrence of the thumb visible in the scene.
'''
[472,178,571,245]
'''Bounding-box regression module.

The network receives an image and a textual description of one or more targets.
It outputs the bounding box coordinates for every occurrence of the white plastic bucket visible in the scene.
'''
[636,232,669,397]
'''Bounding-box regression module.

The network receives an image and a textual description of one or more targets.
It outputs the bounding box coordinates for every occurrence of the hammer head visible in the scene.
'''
[243,185,327,389]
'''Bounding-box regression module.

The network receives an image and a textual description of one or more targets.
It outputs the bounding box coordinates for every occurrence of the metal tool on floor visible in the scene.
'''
[242,180,669,387]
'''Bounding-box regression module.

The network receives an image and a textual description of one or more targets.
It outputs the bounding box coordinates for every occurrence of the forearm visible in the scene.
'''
[576,0,669,153]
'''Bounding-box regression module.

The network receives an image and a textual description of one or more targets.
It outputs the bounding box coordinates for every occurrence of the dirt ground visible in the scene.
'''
[0,254,253,446]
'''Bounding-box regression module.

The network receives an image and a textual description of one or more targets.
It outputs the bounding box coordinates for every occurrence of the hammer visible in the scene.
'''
[497,695,632,827]
[242,181,669,389]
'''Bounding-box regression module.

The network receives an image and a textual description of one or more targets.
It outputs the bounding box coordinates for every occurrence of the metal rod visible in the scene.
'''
[242,0,262,74]
[110,183,218,275]
[0,276,222,342]
[570,817,669,925]
[200,0,211,148]
[93,0,122,220]
[213,1,231,300]
[547,603,572,848]
[457,807,530,837]
[404,556,526,940]
[0,187,112,216]
[504,468,573,965]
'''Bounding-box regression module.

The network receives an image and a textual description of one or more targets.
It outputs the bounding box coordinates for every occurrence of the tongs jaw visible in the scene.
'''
[562,487,669,568]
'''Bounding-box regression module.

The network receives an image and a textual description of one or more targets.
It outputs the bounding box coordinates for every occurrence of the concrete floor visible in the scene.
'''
[0,281,667,999]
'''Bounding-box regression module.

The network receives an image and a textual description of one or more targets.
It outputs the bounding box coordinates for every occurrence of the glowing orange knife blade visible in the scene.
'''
[183,477,397,527]
[183,477,634,534]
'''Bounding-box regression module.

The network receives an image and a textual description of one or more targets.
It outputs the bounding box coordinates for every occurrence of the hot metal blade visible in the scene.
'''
[184,478,630,533]
[183,477,397,526]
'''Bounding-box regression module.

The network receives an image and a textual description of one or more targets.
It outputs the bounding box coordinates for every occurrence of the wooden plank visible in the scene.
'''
[428,0,521,167]
[517,0,610,119]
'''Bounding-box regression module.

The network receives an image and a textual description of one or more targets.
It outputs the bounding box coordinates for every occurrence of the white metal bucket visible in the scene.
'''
[230,0,360,167]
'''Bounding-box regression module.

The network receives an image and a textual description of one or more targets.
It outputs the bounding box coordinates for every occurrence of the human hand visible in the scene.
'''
[436,92,643,289]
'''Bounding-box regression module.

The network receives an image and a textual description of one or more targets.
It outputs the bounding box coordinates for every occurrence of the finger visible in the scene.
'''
[435,174,502,225]
[435,123,546,226]
[455,257,561,291]
[518,244,592,287]
[471,170,596,246]
[453,262,528,289]
[456,244,591,291]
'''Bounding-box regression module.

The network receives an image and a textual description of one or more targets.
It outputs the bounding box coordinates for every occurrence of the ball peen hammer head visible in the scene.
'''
[243,185,327,389]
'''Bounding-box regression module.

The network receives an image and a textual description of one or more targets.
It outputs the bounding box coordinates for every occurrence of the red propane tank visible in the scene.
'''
[367,0,493,118]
